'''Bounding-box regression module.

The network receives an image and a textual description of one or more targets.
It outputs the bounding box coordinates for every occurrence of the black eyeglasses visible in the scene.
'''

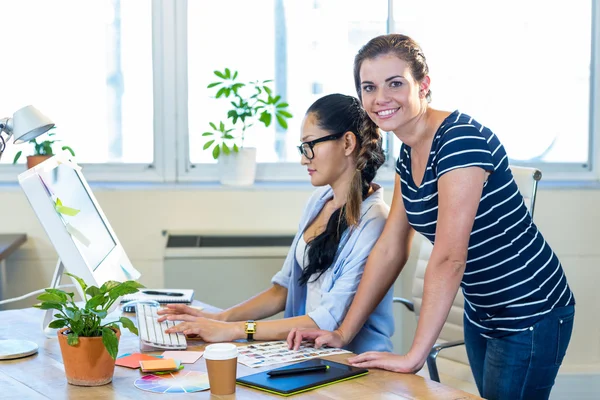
[297,132,345,160]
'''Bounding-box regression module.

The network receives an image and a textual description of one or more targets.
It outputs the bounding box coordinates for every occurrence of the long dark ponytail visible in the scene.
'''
[299,94,384,286]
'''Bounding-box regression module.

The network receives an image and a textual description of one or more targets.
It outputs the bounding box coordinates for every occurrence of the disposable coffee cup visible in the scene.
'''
[204,343,238,395]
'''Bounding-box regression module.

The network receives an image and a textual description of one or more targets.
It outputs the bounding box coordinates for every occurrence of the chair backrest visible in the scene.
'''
[410,165,542,364]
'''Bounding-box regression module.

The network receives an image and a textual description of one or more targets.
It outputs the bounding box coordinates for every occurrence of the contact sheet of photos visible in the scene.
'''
[236,340,351,368]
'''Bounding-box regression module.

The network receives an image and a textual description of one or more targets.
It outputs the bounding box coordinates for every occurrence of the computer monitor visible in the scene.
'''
[18,152,141,305]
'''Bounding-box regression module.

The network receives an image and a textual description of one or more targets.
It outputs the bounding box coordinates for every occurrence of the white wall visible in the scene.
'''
[2,183,599,380]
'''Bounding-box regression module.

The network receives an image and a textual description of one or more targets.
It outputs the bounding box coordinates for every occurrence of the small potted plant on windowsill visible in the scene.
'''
[12,129,75,169]
[202,68,292,185]
[34,273,144,386]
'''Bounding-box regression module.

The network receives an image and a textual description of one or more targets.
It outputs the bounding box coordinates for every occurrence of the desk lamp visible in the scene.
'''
[0,105,55,360]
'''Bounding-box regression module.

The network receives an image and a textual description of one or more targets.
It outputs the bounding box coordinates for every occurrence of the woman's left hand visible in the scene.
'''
[347,352,424,374]
[163,314,239,342]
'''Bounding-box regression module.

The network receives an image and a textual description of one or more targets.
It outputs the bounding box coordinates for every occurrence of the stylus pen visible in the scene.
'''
[142,290,184,296]
[267,365,329,377]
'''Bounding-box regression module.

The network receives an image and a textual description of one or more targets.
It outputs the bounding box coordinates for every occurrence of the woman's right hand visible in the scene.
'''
[156,304,222,322]
[286,328,347,350]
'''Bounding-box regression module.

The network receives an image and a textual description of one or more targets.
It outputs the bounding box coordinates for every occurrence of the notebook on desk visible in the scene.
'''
[236,358,368,396]
[120,289,194,304]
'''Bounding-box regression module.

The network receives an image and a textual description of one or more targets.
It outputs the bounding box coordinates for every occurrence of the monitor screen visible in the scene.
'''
[38,164,116,271]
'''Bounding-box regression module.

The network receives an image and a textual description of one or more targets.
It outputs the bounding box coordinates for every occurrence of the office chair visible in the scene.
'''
[394,166,542,383]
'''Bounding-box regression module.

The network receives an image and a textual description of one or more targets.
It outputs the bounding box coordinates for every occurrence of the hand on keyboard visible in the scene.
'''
[136,303,187,351]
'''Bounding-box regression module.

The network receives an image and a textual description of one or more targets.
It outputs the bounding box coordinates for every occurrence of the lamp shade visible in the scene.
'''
[12,105,55,144]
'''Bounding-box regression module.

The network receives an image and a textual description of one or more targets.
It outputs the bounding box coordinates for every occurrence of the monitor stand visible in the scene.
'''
[42,259,121,339]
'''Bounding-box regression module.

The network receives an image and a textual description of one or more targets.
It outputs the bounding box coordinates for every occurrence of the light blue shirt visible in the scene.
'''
[271,186,394,354]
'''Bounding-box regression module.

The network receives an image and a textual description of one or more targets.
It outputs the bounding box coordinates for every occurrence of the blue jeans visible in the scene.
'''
[464,305,575,400]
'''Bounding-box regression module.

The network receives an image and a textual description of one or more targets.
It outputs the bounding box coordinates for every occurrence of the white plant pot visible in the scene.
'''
[218,147,257,186]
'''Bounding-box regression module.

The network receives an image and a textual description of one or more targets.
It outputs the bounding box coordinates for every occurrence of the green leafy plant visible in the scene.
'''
[34,272,144,360]
[202,68,293,159]
[12,129,75,164]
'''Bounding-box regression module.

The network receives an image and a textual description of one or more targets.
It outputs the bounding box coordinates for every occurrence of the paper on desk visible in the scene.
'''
[236,340,351,368]
[140,358,181,372]
[116,353,162,369]
[161,351,203,364]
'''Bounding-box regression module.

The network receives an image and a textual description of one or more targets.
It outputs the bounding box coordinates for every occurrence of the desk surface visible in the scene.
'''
[0,234,26,261]
[0,304,481,399]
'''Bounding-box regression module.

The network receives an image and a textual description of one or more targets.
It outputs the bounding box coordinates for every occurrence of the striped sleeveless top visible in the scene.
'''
[396,110,575,337]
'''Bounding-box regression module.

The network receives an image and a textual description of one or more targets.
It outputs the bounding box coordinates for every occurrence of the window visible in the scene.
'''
[392,0,593,172]
[186,0,388,169]
[0,0,153,166]
[1,1,597,182]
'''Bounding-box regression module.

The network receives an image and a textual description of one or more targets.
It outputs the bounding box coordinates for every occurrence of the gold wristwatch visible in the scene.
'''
[245,320,256,341]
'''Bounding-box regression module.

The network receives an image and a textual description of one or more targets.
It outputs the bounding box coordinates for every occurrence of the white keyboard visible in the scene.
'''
[136,303,187,351]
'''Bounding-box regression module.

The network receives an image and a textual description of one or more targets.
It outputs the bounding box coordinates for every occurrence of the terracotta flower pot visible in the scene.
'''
[26,155,52,169]
[57,327,120,386]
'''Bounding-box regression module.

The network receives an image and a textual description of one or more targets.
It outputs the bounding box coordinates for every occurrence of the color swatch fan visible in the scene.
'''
[134,371,210,393]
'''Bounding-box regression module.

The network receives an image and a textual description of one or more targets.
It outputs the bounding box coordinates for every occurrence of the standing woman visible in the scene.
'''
[288,34,575,400]
[158,93,394,354]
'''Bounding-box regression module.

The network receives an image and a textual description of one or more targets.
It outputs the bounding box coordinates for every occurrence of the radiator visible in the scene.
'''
[164,233,294,311]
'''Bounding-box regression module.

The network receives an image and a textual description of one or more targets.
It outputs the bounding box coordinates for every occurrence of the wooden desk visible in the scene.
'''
[0,234,27,302]
[0,305,482,399]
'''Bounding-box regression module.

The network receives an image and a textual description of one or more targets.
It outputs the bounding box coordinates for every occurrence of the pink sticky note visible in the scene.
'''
[161,351,204,364]
[116,353,162,369]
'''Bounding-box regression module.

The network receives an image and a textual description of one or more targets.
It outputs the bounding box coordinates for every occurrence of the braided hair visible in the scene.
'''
[299,94,384,285]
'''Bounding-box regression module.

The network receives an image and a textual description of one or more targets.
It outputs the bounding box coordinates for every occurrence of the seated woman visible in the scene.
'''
[157,93,394,353]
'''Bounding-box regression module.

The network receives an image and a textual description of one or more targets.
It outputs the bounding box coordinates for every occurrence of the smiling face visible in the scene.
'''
[359,53,429,133]
[299,112,354,187]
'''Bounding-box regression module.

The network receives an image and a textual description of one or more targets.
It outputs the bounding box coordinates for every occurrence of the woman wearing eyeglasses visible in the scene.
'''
[157,93,394,353]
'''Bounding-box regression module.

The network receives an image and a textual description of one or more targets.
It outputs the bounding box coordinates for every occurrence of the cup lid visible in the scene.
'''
[204,343,238,360]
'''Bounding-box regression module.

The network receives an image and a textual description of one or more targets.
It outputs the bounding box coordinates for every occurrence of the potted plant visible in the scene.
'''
[34,273,144,386]
[202,68,292,185]
[12,129,75,169]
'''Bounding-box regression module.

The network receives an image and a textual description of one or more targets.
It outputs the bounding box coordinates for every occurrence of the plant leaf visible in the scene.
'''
[100,281,120,293]
[119,317,138,336]
[67,332,79,346]
[48,319,67,329]
[61,146,75,157]
[225,68,231,78]
[35,302,62,311]
[263,86,273,95]
[215,87,226,98]
[108,282,143,300]
[209,122,217,130]
[202,132,214,136]
[207,82,221,88]
[223,134,234,140]
[86,294,106,309]
[277,110,293,118]
[37,293,64,303]
[102,328,118,360]
[276,102,289,108]
[65,273,87,292]
[276,115,288,129]
[12,150,22,164]
[233,144,239,152]
[203,140,215,150]
[259,111,272,127]
[214,70,226,79]
[91,309,108,319]
[222,143,230,155]
[86,286,101,298]
[219,121,225,132]
[212,145,221,159]
[232,70,238,80]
